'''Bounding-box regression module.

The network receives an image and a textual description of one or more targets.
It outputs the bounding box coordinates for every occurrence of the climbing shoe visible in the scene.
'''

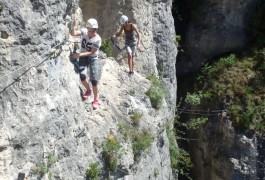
[129,71,134,75]
[83,89,92,100]
[92,99,99,110]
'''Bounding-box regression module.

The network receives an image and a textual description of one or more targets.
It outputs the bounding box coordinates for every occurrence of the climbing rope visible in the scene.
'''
[0,41,64,82]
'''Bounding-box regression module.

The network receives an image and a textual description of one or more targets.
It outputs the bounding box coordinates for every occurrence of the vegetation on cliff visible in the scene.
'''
[179,2,265,135]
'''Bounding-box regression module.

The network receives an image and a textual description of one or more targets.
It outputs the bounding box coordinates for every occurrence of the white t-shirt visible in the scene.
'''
[80,28,101,57]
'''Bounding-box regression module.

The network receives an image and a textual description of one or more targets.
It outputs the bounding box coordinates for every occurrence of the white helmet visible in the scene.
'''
[87,18,98,28]
[120,15,128,24]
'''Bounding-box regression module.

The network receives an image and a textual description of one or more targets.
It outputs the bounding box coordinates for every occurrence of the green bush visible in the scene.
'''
[102,135,122,173]
[32,153,57,178]
[0,4,3,13]
[184,92,203,105]
[146,74,166,109]
[33,163,47,177]
[203,91,213,100]
[196,63,212,82]
[100,38,113,57]
[47,153,57,168]
[166,122,193,179]
[146,73,160,85]
[118,122,154,159]
[48,172,53,180]
[193,48,265,134]
[184,117,208,130]
[86,163,100,180]
[130,110,143,126]
[208,54,236,76]
[175,35,181,42]
[245,86,254,94]
[131,128,154,156]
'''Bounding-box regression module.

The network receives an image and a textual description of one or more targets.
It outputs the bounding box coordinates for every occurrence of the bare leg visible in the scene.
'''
[127,53,133,72]
[132,56,135,72]
[82,80,91,91]
[92,85,99,101]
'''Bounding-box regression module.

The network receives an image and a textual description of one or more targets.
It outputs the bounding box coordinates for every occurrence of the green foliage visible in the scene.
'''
[208,54,236,76]
[100,38,113,57]
[130,110,143,126]
[256,122,265,132]
[245,86,254,94]
[256,50,265,82]
[146,74,166,109]
[194,49,265,135]
[175,35,181,42]
[0,4,3,13]
[184,117,208,130]
[175,34,181,41]
[118,122,131,139]
[240,109,254,129]
[196,63,212,82]
[146,85,165,109]
[86,162,100,180]
[47,153,57,168]
[32,153,58,178]
[48,172,53,180]
[203,91,213,100]
[166,122,193,179]
[34,163,47,177]
[146,73,160,85]
[102,135,122,173]
[131,128,154,156]
[240,97,265,131]
[229,105,242,118]
[118,122,154,158]
[184,92,203,105]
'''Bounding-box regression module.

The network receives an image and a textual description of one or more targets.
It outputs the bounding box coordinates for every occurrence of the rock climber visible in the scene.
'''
[70,18,102,110]
[113,15,141,74]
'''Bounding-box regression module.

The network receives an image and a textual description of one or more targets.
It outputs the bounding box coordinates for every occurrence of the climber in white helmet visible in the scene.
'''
[113,15,141,75]
[70,18,102,110]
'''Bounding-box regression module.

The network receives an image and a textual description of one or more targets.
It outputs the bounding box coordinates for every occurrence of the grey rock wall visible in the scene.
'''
[0,0,177,179]
[79,0,177,110]
[174,0,265,179]
[176,0,261,76]
[189,117,265,180]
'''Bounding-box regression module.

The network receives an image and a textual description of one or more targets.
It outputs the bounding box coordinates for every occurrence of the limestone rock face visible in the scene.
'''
[189,119,265,180]
[174,0,265,179]
[0,0,177,179]
[79,0,177,110]
[176,0,261,75]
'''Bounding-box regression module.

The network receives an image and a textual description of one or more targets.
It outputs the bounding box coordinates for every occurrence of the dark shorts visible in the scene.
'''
[79,56,99,81]
[125,39,137,56]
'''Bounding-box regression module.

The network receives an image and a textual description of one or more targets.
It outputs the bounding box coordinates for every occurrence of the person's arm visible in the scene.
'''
[113,25,124,37]
[73,39,101,59]
[132,24,141,48]
[70,19,81,36]
[80,47,97,57]
[73,46,97,59]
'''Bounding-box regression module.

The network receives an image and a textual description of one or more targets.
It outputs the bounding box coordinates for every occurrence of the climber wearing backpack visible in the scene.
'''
[70,18,102,110]
[113,15,141,74]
